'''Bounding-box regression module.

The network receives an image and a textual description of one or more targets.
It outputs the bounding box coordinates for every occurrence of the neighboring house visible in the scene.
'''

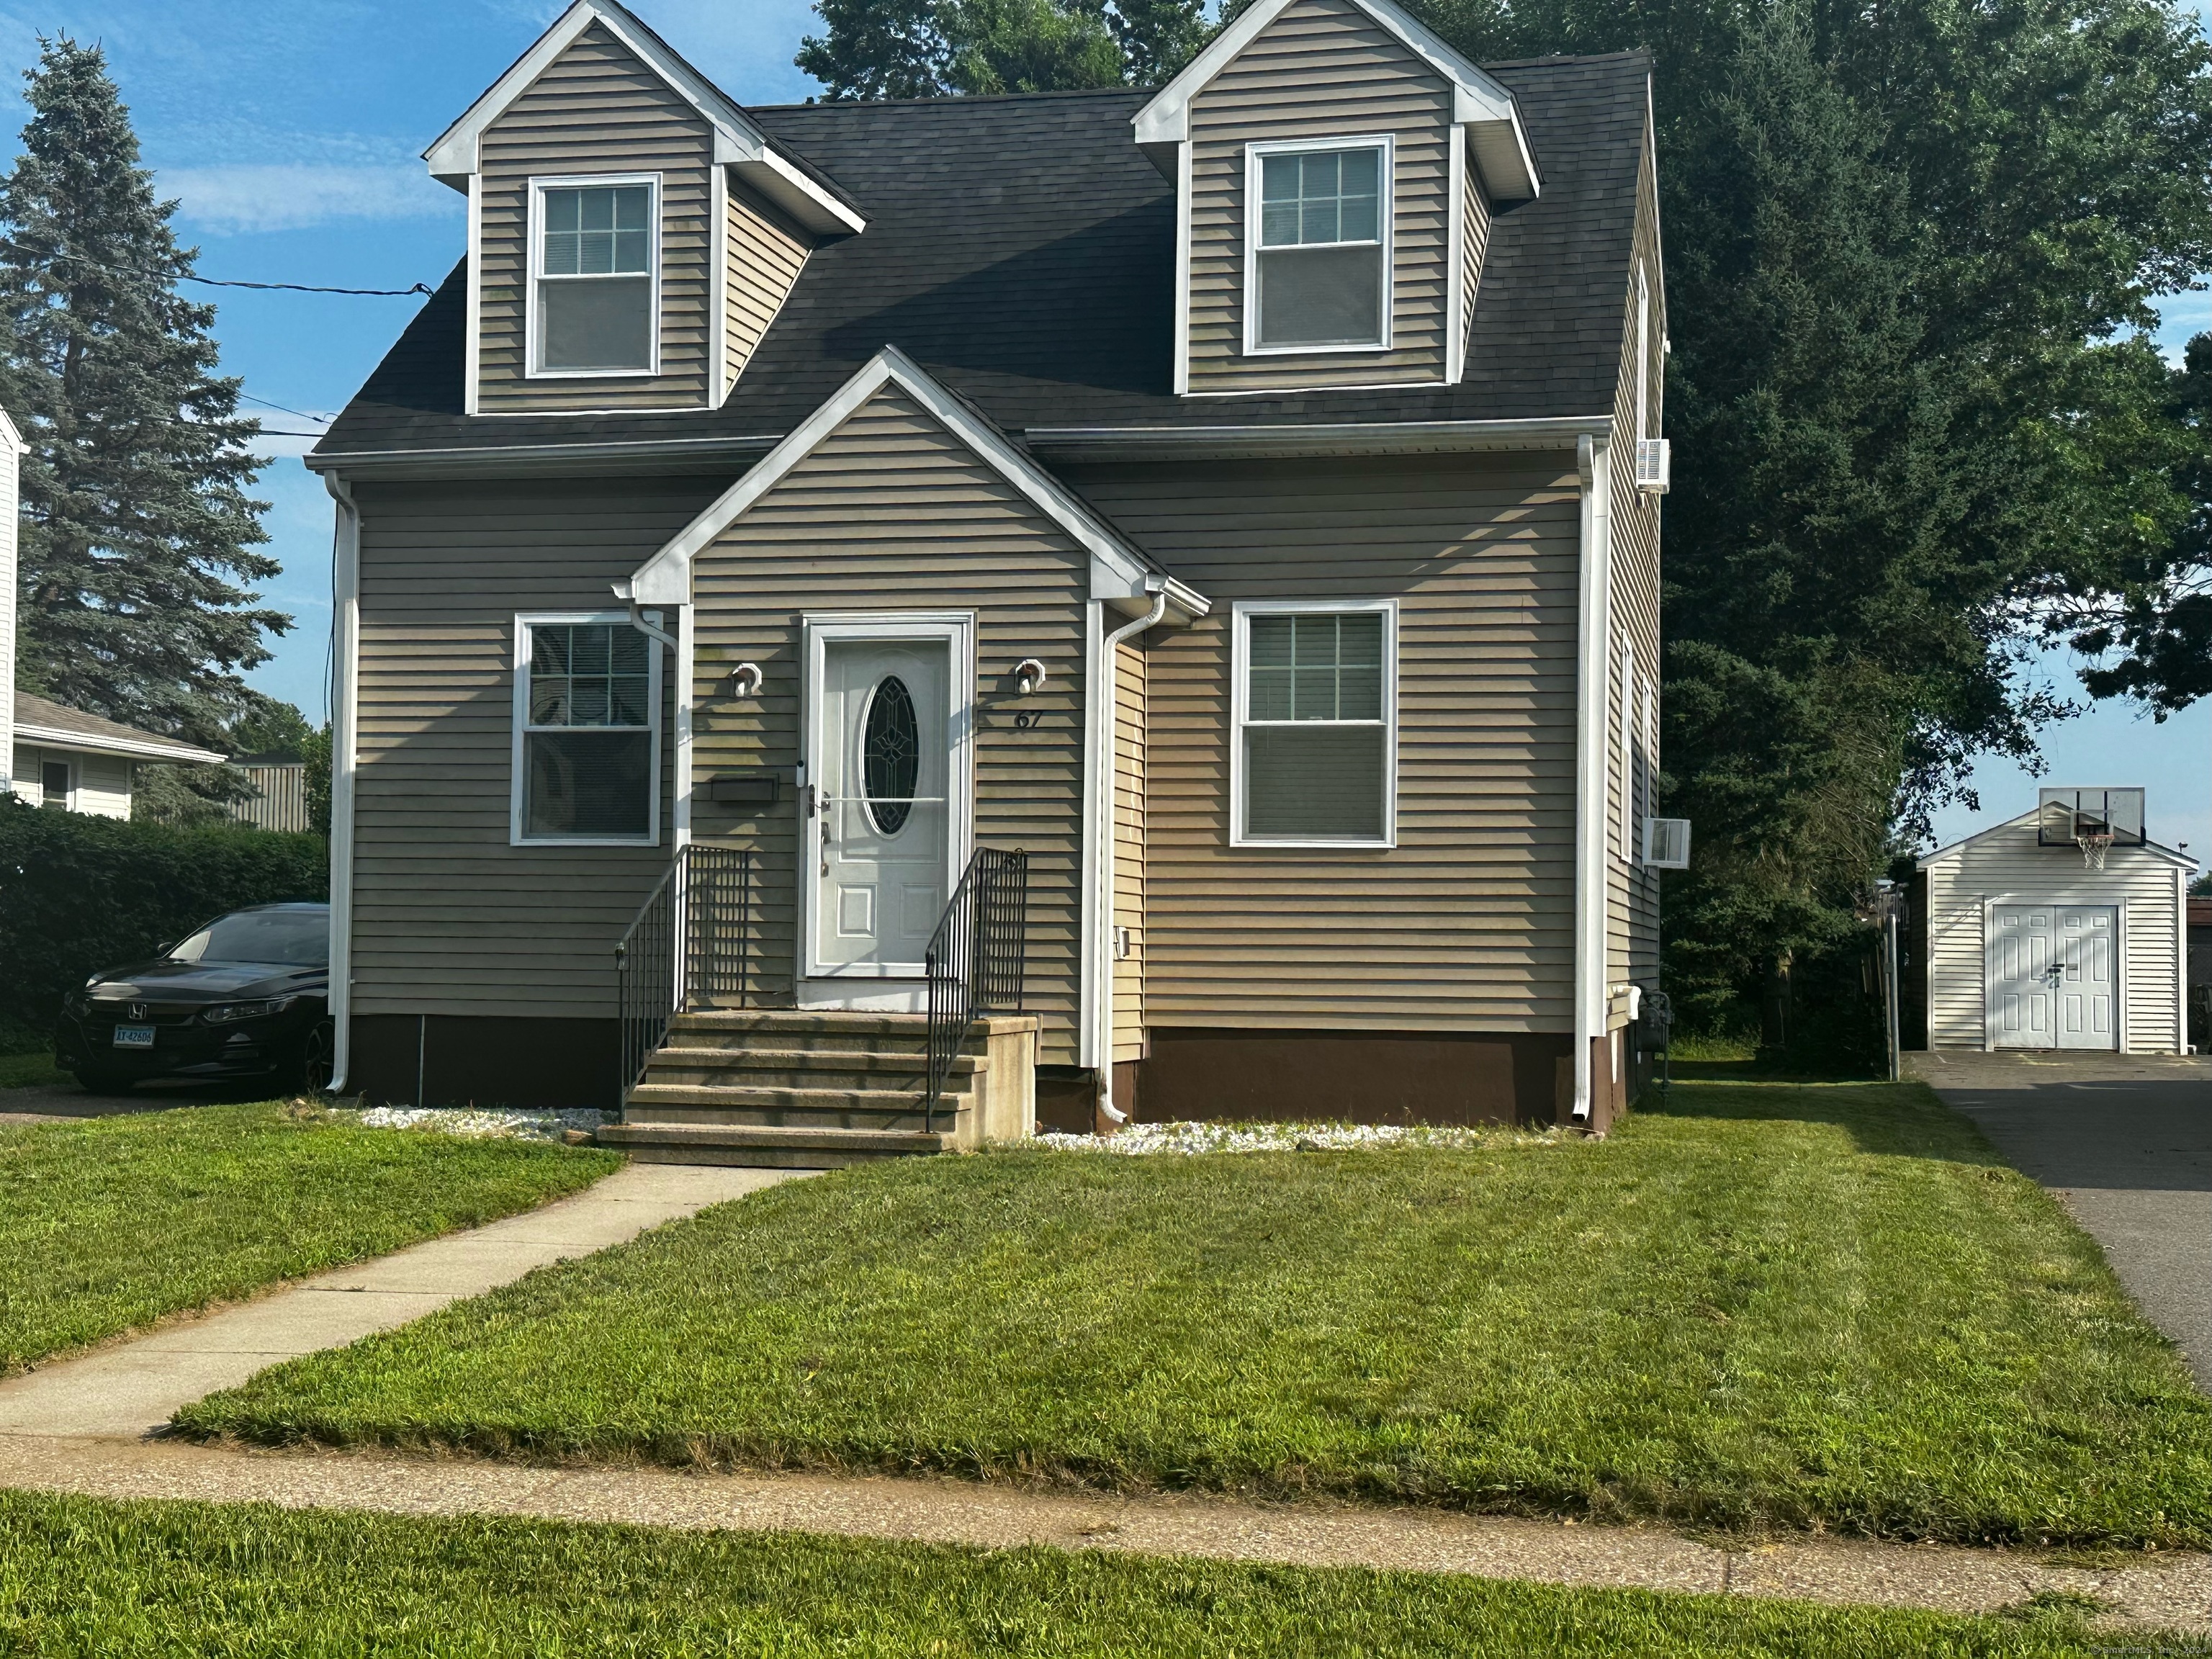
[310,0,1673,1149]
[1909,789,2192,1054]
[228,752,313,833]
[0,414,228,819]
[8,691,228,818]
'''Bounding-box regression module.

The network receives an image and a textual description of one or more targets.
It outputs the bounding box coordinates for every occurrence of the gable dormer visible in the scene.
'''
[425,0,860,417]
[1135,0,1536,397]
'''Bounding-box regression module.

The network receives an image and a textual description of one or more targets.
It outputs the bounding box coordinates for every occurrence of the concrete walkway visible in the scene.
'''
[0,1161,798,1439]
[1911,1050,2212,1389]
[1,1143,2207,1633]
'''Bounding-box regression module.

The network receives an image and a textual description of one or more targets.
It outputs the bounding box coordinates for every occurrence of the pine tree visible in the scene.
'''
[0,36,284,760]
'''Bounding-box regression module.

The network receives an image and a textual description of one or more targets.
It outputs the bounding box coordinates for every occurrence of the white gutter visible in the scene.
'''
[1089,583,1172,1126]
[10,724,225,765]
[1571,433,1612,1123]
[325,473,361,1094]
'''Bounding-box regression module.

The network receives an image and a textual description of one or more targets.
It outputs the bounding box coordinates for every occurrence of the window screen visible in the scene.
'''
[520,621,654,840]
[1255,148,1386,349]
[40,759,68,809]
[537,184,652,372]
[1242,611,1389,842]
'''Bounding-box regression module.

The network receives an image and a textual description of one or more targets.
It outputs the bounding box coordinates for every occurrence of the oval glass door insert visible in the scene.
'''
[863,675,920,834]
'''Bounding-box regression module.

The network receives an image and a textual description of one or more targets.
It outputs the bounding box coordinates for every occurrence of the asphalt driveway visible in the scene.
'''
[1911,1050,2212,1390]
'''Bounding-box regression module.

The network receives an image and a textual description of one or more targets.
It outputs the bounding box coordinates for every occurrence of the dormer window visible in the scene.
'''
[1247,138,1392,353]
[531,175,657,376]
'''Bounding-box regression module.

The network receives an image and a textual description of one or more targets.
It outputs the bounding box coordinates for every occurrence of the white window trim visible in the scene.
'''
[1242,134,1395,359]
[1229,597,1398,849]
[509,611,664,848]
[35,750,75,811]
[1635,261,1650,440]
[524,172,662,381]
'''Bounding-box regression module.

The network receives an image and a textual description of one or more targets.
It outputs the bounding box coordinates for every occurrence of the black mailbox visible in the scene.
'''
[707,768,791,806]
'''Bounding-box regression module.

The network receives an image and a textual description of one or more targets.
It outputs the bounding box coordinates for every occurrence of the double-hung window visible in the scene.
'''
[1232,601,1397,846]
[531,176,657,375]
[512,615,660,845]
[1248,139,1391,352]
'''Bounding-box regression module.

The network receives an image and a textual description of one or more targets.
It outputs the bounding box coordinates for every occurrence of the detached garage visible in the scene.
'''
[1913,789,2193,1053]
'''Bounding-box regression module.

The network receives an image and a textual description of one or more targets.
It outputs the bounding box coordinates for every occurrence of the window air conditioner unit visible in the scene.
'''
[1635,437,1671,493]
[1642,816,1691,869]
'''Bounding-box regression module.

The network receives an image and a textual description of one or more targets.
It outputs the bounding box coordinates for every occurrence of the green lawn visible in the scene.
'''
[0,1050,70,1089]
[179,1082,2212,1550]
[0,1489,2128,1657]
[0,1101,621,1372]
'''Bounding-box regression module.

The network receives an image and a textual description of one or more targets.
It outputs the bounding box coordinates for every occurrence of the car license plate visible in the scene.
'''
[112,1025,156,1048]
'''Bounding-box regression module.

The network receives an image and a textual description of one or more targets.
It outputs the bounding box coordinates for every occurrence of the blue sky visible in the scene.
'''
[0,0,2203,872]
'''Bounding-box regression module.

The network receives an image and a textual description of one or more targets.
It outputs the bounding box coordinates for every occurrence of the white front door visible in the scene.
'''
[1991,904,2055,1048]
[2054,904,2117,1050]
[811,636,953,976]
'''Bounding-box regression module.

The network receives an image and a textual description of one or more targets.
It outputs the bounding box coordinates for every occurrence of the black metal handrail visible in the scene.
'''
[615,844,755,1100]
[923,847,1029,1132]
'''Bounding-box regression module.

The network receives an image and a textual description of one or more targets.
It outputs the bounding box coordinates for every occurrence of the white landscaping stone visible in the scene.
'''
[1032,1121,1563,1156]
[348,1106,613,1143]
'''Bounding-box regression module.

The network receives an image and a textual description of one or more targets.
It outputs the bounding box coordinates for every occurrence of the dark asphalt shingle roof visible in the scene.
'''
[315,50,1648,460]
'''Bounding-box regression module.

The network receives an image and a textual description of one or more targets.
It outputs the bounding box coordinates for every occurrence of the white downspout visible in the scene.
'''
[1092,583,1171,1126]
[1572,434,1612,1123]
[324,472,361,1094]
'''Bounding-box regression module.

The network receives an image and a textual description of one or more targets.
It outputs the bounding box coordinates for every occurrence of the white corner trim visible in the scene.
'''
[508,610,665,848]
[325,473,361,1094]
[1572,432,1613,1119]
[1133,0,1536,199]
[423,0,863,234]
[1241,134,1395,359]
[1079,600,1106,1072]
[464,174,482,416]
[1446,124,1466,386]
[673,603,695,852]
[627,346,1176,611]
[1173,140,1192,396]
[1226,597,1399,850]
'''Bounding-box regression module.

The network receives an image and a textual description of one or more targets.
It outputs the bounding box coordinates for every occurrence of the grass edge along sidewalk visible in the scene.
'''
[0,1488,2150,1658]
[0,1099,620,1374]
[178,1079,2212,1551]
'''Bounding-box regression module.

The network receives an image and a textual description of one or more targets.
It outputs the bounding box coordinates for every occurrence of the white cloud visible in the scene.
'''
[161,163,454,235]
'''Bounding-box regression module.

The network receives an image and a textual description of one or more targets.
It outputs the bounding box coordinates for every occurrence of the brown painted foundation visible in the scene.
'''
[1133,1028,1574,1128]
[347,1015,620,1111]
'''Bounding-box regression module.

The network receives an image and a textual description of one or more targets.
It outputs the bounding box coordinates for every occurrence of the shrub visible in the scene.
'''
[0,799,327,1053]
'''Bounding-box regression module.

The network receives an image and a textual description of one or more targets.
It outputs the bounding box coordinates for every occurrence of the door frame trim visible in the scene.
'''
[1982,894,2126,1053]
[799,611,976,984]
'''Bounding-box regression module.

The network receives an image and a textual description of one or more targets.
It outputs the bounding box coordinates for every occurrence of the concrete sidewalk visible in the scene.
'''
[1911,1050,2212,1389]
[0,1161,798,1439]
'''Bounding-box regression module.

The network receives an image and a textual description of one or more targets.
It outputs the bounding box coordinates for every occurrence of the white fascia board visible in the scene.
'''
[626,346,1186,612]
[16,724,225,765]
[423,0,863,235]
[1133,0,1537,199]
[0,404,22,455]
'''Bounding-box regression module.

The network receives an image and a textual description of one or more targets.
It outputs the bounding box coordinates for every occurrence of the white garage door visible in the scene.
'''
[1990,904,2117,1050]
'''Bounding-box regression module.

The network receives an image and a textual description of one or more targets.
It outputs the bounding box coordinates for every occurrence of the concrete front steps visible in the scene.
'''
[597,1010,1038,1168]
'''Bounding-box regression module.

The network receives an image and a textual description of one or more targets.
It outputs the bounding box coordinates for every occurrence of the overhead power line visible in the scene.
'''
[238,392,332,426]
[0,236,433,297]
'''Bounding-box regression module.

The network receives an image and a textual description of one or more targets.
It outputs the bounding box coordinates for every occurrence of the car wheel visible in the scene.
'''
[295,1017,336,1093]
[72,1067,135,1094]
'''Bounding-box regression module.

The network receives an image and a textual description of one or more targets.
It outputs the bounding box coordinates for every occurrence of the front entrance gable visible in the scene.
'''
[622,346,1196,620]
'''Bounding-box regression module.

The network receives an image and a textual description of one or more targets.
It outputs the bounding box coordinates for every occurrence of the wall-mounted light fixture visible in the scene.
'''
[727,662,763,698]
[1013,658,1048,696]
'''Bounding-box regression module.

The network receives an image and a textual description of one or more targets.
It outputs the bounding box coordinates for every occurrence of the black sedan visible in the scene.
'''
[55,902,333,1094]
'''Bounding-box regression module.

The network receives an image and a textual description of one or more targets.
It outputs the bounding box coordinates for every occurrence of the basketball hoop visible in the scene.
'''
[2077,830,2114,870]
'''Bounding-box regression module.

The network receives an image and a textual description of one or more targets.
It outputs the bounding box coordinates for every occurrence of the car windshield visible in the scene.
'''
[168,909,328,967]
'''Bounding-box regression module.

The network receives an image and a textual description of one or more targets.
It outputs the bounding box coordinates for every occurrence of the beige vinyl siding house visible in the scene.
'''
[310,0,1668,1147]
